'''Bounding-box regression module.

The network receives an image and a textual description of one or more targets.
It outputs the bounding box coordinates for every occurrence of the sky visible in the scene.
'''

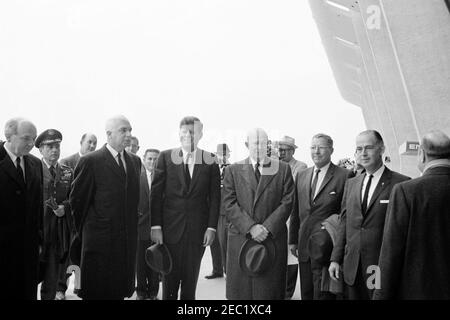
[0,0,366,165]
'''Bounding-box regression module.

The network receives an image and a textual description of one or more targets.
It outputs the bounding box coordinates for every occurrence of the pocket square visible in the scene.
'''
[380,200,389,204]
[329,191,336,195]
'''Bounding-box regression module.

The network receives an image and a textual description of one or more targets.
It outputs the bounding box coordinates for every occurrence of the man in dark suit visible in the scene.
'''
[373,130,450,299]
[329,130,410,300]
[0,118,43,300]
[223,128,295,299]
[69,115,141,300]
[151,116,220,300]
[136,148,160,300]
[204,143,230,280]
[36,129,74,300]
[60,132,97,170]
[289,133,351,300]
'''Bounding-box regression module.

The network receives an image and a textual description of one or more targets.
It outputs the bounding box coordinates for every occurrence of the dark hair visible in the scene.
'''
[359,130,384,146]
[179,116,203,131]
[144,149,160,157]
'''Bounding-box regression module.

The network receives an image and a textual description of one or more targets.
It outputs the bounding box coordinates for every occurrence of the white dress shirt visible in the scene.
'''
[4,143,26,181]
[106,143,127,174]
[311,162,331,199]
[181,148,197,178]
[146,169,152,191]
[361,165,385,206]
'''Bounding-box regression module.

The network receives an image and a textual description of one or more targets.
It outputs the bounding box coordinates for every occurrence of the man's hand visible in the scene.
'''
[151,228,163,245]
[249,224,269,243]
[289,244,298,258]
[53,205,65,217]
[329,261,340,281]
[203,229,216,247]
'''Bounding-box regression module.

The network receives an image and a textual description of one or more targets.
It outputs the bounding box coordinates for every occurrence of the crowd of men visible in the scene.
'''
[0,115,449,300]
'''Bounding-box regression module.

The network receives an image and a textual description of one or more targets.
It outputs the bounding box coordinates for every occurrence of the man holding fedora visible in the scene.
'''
[277,135,307,299]
[222,128,295,299]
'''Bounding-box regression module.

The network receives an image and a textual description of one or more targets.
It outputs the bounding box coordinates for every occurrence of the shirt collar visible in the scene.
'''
[424,159,450,173]
[106,143,123,160]
[366,164,385,179]
[314,161,331,173]
[181,148,197,162]
[42,158,57,169]
[78,152,84,158]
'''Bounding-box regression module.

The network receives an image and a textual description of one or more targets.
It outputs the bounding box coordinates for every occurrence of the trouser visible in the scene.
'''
[163,232,205,300]
[210,236,224,275]
[40,247,69,300]
[217,215,228,274]
[347,262,373,300]
[299,260,336,300]
[136,239,160,298]
[285,264,298,299]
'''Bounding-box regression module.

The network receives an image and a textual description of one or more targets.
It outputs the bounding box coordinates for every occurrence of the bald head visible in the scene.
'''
[80,132,97,155]
[4,117,37,156]
[105,115,132,152]
[246,128,269,162]
[421,130,450,159]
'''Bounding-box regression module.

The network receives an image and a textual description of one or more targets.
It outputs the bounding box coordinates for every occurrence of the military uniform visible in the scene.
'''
[35,129,75,300]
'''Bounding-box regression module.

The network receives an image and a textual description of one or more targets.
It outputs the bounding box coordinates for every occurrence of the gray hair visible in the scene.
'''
[4,117,26,141]
[312,133,333,148]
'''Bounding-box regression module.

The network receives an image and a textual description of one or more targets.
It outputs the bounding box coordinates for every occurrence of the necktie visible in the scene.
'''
[185,153,192,187]
[16,157,25,183]
[362,174,374,214]
[254,162,261,184]
[50,165,56,180]
[117,153,126,175]
[310,168,321,202]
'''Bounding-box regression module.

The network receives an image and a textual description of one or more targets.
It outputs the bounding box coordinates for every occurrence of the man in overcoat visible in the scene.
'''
[70,115,141,300]
[223,128,295,300]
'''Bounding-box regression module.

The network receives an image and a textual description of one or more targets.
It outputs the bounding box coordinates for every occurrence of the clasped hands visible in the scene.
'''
[151,228,216,247]
[249,224,269,243]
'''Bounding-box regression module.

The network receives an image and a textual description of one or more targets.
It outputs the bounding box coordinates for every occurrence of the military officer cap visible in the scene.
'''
[35,129,63,148]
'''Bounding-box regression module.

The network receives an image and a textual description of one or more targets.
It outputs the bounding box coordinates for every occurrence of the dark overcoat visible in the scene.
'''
[373,165,450,299]
[222,158,295,300]
[69,144,141,299]
[0,142,43,300]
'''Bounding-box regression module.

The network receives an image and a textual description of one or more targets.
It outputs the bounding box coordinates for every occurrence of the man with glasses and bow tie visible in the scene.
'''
[1,118,43,300]
[70,115,142,300]
[328,130,409,300]
[289,133,352,300]
[35,129,73,300]
[150,116,220,300]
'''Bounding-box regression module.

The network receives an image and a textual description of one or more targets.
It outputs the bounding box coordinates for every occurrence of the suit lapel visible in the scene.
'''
[188,149,203,193]
[241,158,258,197]
[124,150,135,188]
[102,145,126,181]
[355,173,365,218]
[314,163,335,200]
[24,155,38,193]
[174,148,188,193]
[254,159,276,207]
[304,167,314,205]
[1,151,27,190]
[366,167,392,214]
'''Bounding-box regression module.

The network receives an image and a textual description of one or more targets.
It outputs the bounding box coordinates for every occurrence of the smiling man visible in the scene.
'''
[150,116,220,300]
[70,115,142,300]
[329,130,409,300]
[60,133,97,170]
[289,133,352,300]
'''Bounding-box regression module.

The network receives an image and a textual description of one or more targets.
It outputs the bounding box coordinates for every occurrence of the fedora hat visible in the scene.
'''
[239,238,276,277]
[145,243,173,275]
[278,135,297,149]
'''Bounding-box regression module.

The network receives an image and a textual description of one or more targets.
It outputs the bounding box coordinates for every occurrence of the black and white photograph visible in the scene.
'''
[1,0,449,306]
